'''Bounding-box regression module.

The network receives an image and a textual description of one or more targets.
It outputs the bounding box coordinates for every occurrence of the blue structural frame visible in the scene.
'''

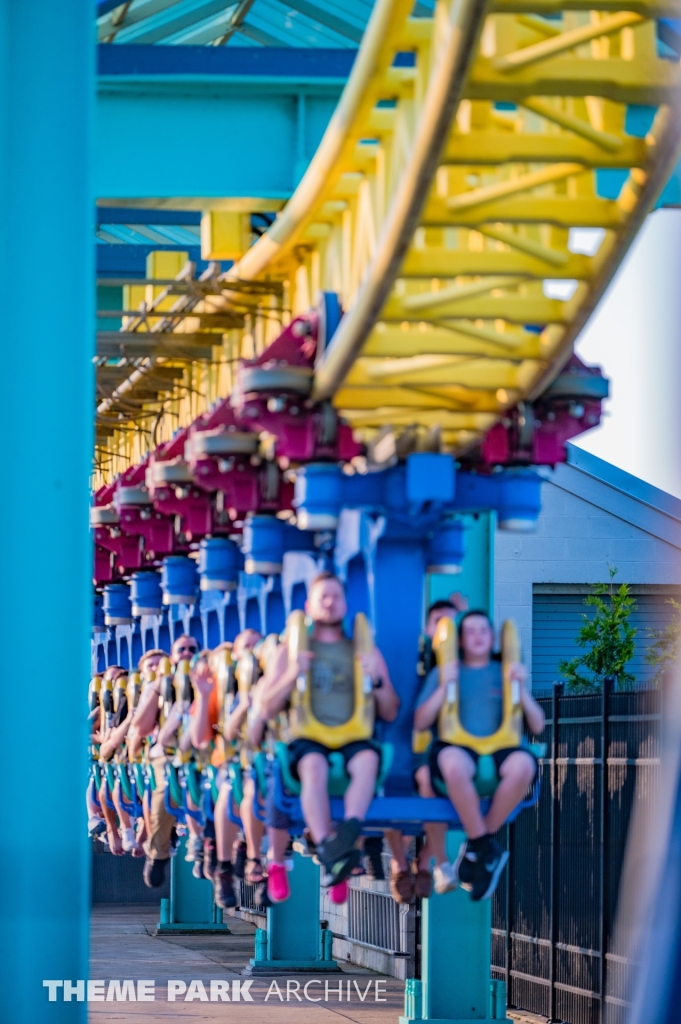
[0,2,94,1022]
[96,46,347,200]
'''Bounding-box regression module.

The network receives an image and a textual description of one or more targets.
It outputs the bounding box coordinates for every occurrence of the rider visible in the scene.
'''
[190,629,262,909]
[413,610,544,901]
[260,572,400,888]
[129,634,199,888]
[384,595,467,903]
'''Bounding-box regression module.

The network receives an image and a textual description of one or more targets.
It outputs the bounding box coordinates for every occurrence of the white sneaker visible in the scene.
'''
[121,828,136,852]
[433,862,458,894]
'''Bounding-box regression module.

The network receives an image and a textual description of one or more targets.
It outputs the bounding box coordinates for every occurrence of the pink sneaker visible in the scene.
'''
[267,863,290,903]
[329,879,349,904]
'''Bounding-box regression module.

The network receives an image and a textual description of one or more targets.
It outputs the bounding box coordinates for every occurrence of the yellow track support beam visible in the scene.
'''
[98,0,681,473]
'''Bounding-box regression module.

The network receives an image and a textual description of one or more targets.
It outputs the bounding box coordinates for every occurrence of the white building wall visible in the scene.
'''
[494,480,680,687]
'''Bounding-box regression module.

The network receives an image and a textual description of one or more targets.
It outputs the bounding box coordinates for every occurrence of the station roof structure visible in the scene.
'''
[95,0,413,48]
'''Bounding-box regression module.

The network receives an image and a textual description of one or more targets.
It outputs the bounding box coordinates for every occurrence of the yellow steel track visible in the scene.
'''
[97,0,681,480]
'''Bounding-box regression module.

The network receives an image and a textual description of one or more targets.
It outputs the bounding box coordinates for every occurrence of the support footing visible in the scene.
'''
[155,923,230,934]
[245,959,340,975]
[400,1019,511,1023]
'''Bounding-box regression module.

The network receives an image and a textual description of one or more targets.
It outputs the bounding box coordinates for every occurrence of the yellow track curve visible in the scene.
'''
[97,0,681,479]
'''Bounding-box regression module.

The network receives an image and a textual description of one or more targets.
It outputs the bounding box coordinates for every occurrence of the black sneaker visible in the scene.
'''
[143,856,168,888]
[232,839,247,880]
[470,842,509,902]
[254,879,272,909]
[203,838,217,881]
[321,848,362,887]
[214,863,237,909]
[317,818,362,870]
[363,836,385,881]
[453,839,478,891]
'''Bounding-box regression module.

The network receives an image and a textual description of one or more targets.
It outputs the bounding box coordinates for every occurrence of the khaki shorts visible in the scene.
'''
[147,757,175,861]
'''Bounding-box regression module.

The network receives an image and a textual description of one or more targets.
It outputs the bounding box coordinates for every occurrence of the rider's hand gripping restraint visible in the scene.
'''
[436,617,523,755]
[287,609,375,749]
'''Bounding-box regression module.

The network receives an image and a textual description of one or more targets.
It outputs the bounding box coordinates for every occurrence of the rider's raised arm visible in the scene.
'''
[157,701,183,748]
[257,643,297,720]
[413,669,447,732]
[517,666,545,735]
[127,681,161,755]
[370,646,400,722]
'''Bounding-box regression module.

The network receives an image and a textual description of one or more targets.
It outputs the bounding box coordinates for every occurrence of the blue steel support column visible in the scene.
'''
[0,3,93,1022]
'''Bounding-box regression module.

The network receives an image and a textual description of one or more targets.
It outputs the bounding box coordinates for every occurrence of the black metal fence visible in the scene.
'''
[491,686,660,1024]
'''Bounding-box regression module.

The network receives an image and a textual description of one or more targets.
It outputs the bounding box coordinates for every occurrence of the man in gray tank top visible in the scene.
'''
[259,573,400,898]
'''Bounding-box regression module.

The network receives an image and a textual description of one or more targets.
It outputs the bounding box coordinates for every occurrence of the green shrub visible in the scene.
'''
[559,568,636,693]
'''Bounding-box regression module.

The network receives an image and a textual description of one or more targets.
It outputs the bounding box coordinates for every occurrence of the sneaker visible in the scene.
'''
[316,818,361,870]
[363,836,385,880]
[143,857,168,888]
[390,868,416,905]
[88,816,106,838]
[232,838,247,879]
[453,839,478,891]
[203,838,217,881]
[412,865,433,899]
[267,863,290,904]
[121,828,136,853]
[255,880,272,909]
[292,829,317,859]
[185,835,204,862]
[321,848,362,887]
[329,879,349,904]
[213,863,237,909]
[433,862,458,895]
[471,843,509,902]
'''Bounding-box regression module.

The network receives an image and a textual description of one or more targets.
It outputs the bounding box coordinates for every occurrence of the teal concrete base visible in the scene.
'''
[247,959,339,975]
[408,832,508,1023]
[156,839,230,934]
[247,852,340,973]
[157,922,229,933]
[400,1018,510,1023]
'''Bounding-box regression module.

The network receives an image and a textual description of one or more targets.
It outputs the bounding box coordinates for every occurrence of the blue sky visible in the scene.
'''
[573,208,681,499]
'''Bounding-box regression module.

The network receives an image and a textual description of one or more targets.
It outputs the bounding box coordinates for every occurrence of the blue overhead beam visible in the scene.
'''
[95,45,351,201]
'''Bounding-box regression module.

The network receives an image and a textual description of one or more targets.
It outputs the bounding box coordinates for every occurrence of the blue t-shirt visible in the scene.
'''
[416,661,503,737]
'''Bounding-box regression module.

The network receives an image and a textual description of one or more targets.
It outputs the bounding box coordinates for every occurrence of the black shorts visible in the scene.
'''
[429,741,538,788]
[287,738,381,782]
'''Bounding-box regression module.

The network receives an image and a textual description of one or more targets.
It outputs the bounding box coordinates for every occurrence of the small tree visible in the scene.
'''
[559,568,637,693]
[645,599,681,686]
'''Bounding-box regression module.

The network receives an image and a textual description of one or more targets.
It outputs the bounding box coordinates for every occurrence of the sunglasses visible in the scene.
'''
[177,644,198,654]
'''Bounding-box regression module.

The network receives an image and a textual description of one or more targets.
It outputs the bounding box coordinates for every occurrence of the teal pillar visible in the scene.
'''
[0,2,94,1022]
[249,853,338,972]
[156,838,229,933]
[400,832,509,1024]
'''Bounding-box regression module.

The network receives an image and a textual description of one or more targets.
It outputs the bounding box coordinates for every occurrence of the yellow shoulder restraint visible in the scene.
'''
[127,671,141,711]
[157,656,175,729]
[89,675,102,715]
[287,609,375,750]
[436,618,523,755]
[173,658,194,762]
[112,673,128,718]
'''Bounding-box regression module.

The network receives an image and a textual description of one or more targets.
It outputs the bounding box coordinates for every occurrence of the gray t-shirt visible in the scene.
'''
[416,661,503,738]
[309,636,355,727]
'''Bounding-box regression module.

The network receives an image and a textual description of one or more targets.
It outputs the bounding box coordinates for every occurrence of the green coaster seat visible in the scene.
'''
[432,741,546,799]
[275,740,394,798]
